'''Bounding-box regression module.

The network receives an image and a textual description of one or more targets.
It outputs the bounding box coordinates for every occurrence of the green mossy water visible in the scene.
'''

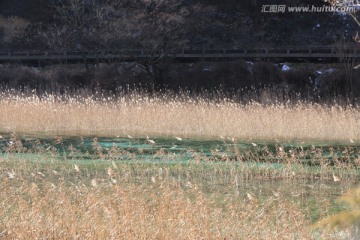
[1,133,359,163]
[0,132,359,222]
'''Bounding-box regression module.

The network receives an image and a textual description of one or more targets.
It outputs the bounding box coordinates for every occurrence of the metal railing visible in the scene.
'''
[0,46,359,63]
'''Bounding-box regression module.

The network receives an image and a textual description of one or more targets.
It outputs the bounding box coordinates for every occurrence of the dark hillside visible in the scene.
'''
[0,0,53,21]
[0,0,359,102]
[0,0,357,50]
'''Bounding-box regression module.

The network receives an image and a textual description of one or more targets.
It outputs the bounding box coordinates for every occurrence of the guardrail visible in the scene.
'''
[0,46,359,63]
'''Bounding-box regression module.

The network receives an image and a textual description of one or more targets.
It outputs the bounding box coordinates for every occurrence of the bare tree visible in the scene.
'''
[42,0,196,89]
[325,0,360,71]
[324,0,359,25]
[46,0,192,50]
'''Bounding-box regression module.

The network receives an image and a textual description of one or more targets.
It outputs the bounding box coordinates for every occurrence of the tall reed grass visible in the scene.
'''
[0,91,359,141]
[0,155,352,239]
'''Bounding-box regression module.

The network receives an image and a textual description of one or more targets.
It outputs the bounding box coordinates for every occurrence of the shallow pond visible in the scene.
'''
[0,132,359,222]
[0,133,359,163]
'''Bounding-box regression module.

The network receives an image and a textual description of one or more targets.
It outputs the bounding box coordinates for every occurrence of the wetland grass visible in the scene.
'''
[0,91,359,141]
[0,91,360,238]
[0,153,354,240]
[0,136,358,238]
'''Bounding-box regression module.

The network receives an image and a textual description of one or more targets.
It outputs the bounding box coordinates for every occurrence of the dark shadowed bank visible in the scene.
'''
[0,61,359,104]
[0,0,359,102]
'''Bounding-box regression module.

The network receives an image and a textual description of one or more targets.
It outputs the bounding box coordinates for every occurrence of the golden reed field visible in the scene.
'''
[0,159,352,240]
[0,91,359,141]
[0,91,359,239]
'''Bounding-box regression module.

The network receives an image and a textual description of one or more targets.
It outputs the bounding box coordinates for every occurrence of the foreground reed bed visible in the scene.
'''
[0,91,359,141]
[0,178,315,239]
[0,155,353,239]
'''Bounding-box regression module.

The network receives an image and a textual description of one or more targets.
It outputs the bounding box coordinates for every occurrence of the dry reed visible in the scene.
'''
[0,91,359,142]
[0,158,347,240]
[0,91,358,239]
